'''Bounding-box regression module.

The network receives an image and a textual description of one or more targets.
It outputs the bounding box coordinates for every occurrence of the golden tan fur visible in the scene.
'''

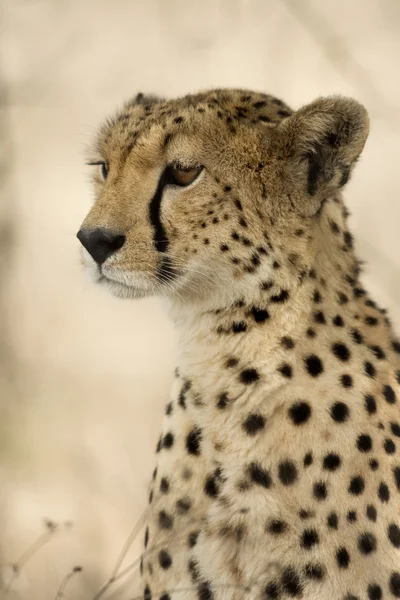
[78,89,400,600]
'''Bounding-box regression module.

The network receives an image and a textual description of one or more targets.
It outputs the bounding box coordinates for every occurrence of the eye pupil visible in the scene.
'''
[101,163,109,180]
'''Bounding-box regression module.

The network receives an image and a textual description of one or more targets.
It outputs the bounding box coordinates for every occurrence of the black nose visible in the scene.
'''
[76,228,126,265]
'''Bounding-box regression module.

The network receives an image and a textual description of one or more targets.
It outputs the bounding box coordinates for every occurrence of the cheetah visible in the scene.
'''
[77,89,400,600]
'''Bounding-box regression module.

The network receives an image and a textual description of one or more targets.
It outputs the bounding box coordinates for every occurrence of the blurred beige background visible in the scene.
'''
[0,0,399,598]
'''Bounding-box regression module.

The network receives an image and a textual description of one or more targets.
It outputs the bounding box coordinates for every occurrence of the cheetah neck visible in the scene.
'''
[165,247,364,423]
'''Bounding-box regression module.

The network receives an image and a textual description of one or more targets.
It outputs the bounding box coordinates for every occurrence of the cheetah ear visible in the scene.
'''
[278,96,369,215]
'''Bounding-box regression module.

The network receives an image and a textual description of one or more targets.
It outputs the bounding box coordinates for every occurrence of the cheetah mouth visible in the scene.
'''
[97,267,154,299]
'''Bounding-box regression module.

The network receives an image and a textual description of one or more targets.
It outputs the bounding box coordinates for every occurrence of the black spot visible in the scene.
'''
[304,563,325,580]
[378,482,390,503]
[357,434,373,452]
[336,547,350,568]
[364,361,376,377]
[144,584,152,600]
[232,321,247,333]
[281,567,302,596]
[264,581,281,599]
[278,461,298,485]
[390,573,400,597]
[246,461,272,488]
[331,402,349,423]
[160,595,171,600]
[188,531,199,548]
[327,512,338,529]
[289,402,311,425]
[391,422,400,437]
[365,394,377,414]
[198,581,214,600]
[242,413,265,435]
[158,510,173,529]
[388,523,400,548]
[165,402,173,416]
[278,363,293,378]
[368,584,382,600]
[333,315,344,326]
[337,292,349,305]
[384,438,396,454]
[158,549,172,569]
[281,336,295,349]
[251,307,270,323]
[240,368,260,384]
[332,342,351,361]
[306,327,316,338]
[226,357,239,368]
[394,466,400,490]
[305,355,324,377]
[301,528,319,549]
[349,476,365,496]
[344,231,353,248]
[217,392,229,409]
[188,557,201,583]
[160,477,170,493]
[186,427,202,455]
[162,432,174,449]
[268,519,287,534]
[351,329,363,344]
[383,384,396,404]
[304,452,313,467]
[299,509,315,519]
[370,345,385,359]
[313,311,326,324]
[323,453,341,471]
[313,481,328,501]
[176,497,192,513]
[347,510,357,523]
[204,475,219,498]
[341,374,353,388]
[358,532,377,555]
[144,526,149,548]
[270,290,289,303]
[366,504,377,522]
[313,290,322,303]
[370,459,379,471]
[365,315,378,326]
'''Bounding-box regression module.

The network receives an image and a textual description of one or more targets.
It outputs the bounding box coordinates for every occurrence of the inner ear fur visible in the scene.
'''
[278,96,369,215]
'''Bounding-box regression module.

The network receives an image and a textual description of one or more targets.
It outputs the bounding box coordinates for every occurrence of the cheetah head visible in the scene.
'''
[77,89,369,305]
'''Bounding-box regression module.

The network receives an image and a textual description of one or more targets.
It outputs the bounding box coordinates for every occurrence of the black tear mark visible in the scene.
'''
[149,169,182,283]
[149,168,170,254]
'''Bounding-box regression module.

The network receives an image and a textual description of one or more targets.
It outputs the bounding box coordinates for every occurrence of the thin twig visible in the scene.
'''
[54,566,83,600]
[92,509,148,600]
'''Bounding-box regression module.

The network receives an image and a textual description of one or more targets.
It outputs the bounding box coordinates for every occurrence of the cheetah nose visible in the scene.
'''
[76,228,126,265]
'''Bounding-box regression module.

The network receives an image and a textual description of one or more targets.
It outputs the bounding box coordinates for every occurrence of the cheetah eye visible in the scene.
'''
[100,162,109,180]
[167,164,203,187]
[87,161,109,181]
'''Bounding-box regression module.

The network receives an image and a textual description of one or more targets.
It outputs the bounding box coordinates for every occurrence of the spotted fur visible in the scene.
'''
[78,89,400,600]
